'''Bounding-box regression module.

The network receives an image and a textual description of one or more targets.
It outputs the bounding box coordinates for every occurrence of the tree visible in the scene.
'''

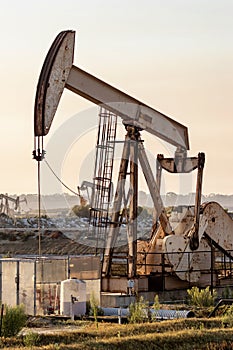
[71,205,90,218]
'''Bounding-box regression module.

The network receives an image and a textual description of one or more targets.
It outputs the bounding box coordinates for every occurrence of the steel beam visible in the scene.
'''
[138,140,173,235]
[66,65,189,149]
[128,128,139,278]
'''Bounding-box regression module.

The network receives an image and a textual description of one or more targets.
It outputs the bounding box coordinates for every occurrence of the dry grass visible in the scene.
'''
[0,318,233,349]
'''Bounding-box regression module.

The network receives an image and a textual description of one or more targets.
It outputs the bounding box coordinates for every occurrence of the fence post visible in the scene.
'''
[210,245,214,295]
[161,253,165,292]
[0,304,4,336]
[67,255,70,279]
[33,260,37,316]
[0,261,2,304]
[16,261,20,306]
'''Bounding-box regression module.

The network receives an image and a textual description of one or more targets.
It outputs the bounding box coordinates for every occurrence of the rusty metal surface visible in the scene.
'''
[157,148,201,173]
[189,152,205,250]
[203,201,233,251]
[163,201,233,283]
[34,30,75,136]
[157,155,199,173]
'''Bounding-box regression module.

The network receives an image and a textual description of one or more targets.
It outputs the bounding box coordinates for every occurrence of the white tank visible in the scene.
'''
[60,278,86,317]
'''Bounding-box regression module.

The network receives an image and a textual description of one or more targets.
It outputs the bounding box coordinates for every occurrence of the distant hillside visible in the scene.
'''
[137,191,233,212]
[15,192,233,214]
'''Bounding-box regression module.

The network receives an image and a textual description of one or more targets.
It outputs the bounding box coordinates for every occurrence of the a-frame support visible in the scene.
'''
[102,124,173,278]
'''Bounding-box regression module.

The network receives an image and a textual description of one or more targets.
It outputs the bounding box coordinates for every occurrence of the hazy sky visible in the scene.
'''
[0,0,233,196]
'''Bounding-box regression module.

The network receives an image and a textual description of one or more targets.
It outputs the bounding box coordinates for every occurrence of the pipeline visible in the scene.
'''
[152,309,195,319]
[102,307,194,319]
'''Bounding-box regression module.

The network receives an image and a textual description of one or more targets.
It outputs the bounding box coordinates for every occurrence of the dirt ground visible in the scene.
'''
[0,229,96,256]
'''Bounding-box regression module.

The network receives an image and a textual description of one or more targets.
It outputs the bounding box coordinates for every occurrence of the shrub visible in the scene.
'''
[187,286,217,307]
[24,331,41,347]
[89,292,103,316]
[72,205,90,218]
[222,304,233,327]
[128,296,150,324]
[222,286,233,299]
[1,304,27,337]
[151,294,160,321]
[153,294,160,310]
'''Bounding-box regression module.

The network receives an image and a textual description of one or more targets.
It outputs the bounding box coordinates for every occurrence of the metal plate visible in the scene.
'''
[34,30,75,136]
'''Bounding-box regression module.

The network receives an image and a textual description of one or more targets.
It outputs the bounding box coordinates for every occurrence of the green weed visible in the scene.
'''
[23,331,41,347]
[187,286,217,307]
[1,304,27,337]
[128,296,150,324]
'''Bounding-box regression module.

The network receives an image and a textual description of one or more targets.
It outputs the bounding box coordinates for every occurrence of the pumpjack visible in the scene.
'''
[33,30,233,296]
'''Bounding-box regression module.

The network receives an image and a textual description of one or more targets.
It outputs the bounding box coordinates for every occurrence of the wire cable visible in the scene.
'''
[44,158,80,197]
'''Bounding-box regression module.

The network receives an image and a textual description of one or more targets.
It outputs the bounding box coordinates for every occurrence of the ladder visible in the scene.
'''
[90,107,117,248]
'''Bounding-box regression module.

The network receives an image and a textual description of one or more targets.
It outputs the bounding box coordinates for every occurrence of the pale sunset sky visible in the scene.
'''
[0,0,233,197]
